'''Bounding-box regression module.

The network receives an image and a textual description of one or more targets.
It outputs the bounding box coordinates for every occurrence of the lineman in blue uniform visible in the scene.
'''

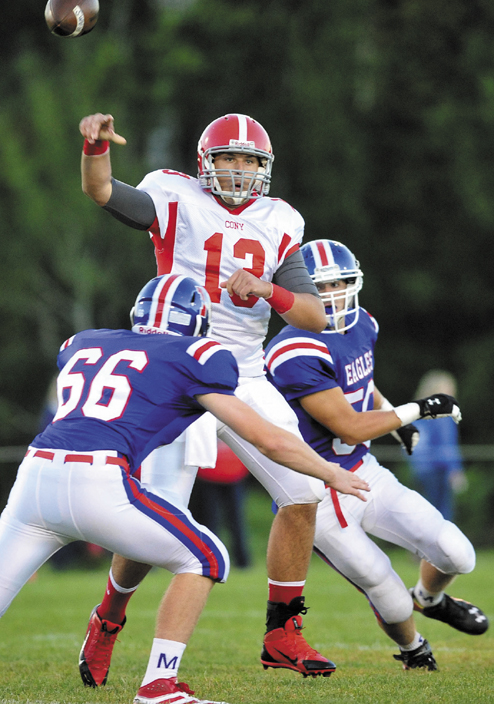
[265,240,488,671]
[0,273,369,704]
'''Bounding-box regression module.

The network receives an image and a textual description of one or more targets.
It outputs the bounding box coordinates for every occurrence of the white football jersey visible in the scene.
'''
[138,170,304,376]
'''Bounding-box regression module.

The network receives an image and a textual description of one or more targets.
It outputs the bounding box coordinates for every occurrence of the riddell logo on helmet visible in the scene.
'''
[137,326,167,335]
[229,139,255,148]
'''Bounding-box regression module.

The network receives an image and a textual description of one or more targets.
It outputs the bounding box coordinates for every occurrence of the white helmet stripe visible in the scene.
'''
[312,240,336,269]
[148,274,183,329]
[237,114,248,142]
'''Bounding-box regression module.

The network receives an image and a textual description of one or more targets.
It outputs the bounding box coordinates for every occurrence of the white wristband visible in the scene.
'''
[380,397,394,412]
[393,402,421,427]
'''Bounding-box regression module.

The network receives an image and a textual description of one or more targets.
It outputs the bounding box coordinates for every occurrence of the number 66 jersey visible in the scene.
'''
[137,170,304,377]
[265,309,379,471]
[31,329,238,473]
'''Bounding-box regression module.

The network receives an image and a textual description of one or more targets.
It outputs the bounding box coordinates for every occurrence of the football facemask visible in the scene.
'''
[197,113,274,205]
[301,239,363,333]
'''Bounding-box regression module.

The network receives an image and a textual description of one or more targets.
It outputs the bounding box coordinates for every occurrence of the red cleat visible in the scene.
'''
[261,597,336,678]
[79,605,125,687]
[133,677,229,704]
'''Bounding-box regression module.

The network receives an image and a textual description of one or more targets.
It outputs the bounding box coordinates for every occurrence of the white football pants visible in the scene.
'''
[314,453,476,624]
[0,449,229,618]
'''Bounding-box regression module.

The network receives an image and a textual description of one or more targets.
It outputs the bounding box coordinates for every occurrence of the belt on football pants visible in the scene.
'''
[26,448,130,474]
[329,458,364,529]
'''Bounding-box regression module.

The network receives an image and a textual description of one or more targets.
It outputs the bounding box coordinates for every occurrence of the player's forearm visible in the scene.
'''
[256,426,351,484]
[300,389,401,445]
[256,427,368,499]
[81,151,113,206]
[279,292,326,332]
[198,393,369,499]
[334,410,402,445]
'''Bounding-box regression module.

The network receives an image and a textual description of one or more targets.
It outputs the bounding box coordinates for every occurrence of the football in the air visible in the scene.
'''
[44,0,99,37]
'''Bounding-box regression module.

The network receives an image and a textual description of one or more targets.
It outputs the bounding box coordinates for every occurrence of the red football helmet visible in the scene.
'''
[197,113,274,203]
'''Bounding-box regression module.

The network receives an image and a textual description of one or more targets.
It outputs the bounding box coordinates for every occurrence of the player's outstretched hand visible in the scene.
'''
[391,424,420,455]
[220,269,272,301]
[79,113,127,145]
[326,463,370,502]
[416,393,462,424]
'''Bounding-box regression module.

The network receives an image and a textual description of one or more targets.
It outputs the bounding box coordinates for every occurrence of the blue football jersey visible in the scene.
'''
[32,329,238,471]
[265,309,379,470]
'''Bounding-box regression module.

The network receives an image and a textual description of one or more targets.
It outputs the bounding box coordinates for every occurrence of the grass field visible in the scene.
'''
[1,488,493,704]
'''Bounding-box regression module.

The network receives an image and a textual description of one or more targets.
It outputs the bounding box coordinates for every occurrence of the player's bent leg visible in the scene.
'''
[0,512,67,617]
[361,463,487,636]
[73,469,230,687]
[220,377,331,676]
[261,504,335,677]
[362,462,473,575]
[315,487,415,626]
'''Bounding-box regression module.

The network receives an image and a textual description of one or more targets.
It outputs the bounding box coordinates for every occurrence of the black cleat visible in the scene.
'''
[410,589,489,635]
[393,639,438,671]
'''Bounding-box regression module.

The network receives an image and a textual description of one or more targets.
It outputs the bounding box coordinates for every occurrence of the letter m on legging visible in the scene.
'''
[157,653,178,669]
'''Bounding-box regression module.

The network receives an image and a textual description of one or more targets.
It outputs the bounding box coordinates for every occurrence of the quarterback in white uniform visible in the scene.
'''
[78,111,340,689]
[265,239,489,671]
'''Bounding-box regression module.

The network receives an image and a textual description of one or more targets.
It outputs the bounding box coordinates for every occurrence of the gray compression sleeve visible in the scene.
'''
[273,249,319,295]
[102,178,156,230]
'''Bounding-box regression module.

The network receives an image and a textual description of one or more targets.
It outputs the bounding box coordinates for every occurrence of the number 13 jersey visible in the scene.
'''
[138,170,304,377]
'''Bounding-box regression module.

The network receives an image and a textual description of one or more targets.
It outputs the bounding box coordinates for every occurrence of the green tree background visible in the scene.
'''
[1,1,493,469]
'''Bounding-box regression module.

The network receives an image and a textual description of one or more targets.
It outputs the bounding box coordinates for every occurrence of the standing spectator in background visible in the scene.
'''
[190,440,251,569]
[409,371,468,521]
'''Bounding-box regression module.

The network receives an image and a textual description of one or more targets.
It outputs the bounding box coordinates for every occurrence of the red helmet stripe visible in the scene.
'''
[153,274,180,328]
[316,240,329,266]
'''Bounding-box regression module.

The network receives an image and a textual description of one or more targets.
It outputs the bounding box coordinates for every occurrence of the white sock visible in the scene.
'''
[141,639,186,686]
[109,568,140,594]
[400,633,424,652]
[414,579,444,607]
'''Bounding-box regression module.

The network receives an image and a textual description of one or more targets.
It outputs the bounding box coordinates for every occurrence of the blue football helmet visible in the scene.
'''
[301,239,363,333]
[131,274,211,337]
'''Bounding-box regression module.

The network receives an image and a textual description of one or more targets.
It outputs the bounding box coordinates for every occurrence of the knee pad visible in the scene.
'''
[366,572,414,624]
[434,521,476,575]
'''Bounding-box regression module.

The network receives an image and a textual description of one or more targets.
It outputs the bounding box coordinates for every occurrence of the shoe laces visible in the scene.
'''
[282,616,320,659]
[87,619,120,665]
[177,681,195,696]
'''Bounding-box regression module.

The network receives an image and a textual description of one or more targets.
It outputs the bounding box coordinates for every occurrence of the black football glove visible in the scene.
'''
[416,393,462,424]
[391,424,420,455]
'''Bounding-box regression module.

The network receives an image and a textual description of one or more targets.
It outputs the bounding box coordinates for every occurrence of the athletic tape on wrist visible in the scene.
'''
[83,139,110,156]
[267,284,295,314]
[379,397,394,412]
[393,402,421,427]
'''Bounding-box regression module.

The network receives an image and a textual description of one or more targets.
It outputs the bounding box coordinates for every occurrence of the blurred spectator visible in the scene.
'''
[189,440,251,568]
[409,370,468,521]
